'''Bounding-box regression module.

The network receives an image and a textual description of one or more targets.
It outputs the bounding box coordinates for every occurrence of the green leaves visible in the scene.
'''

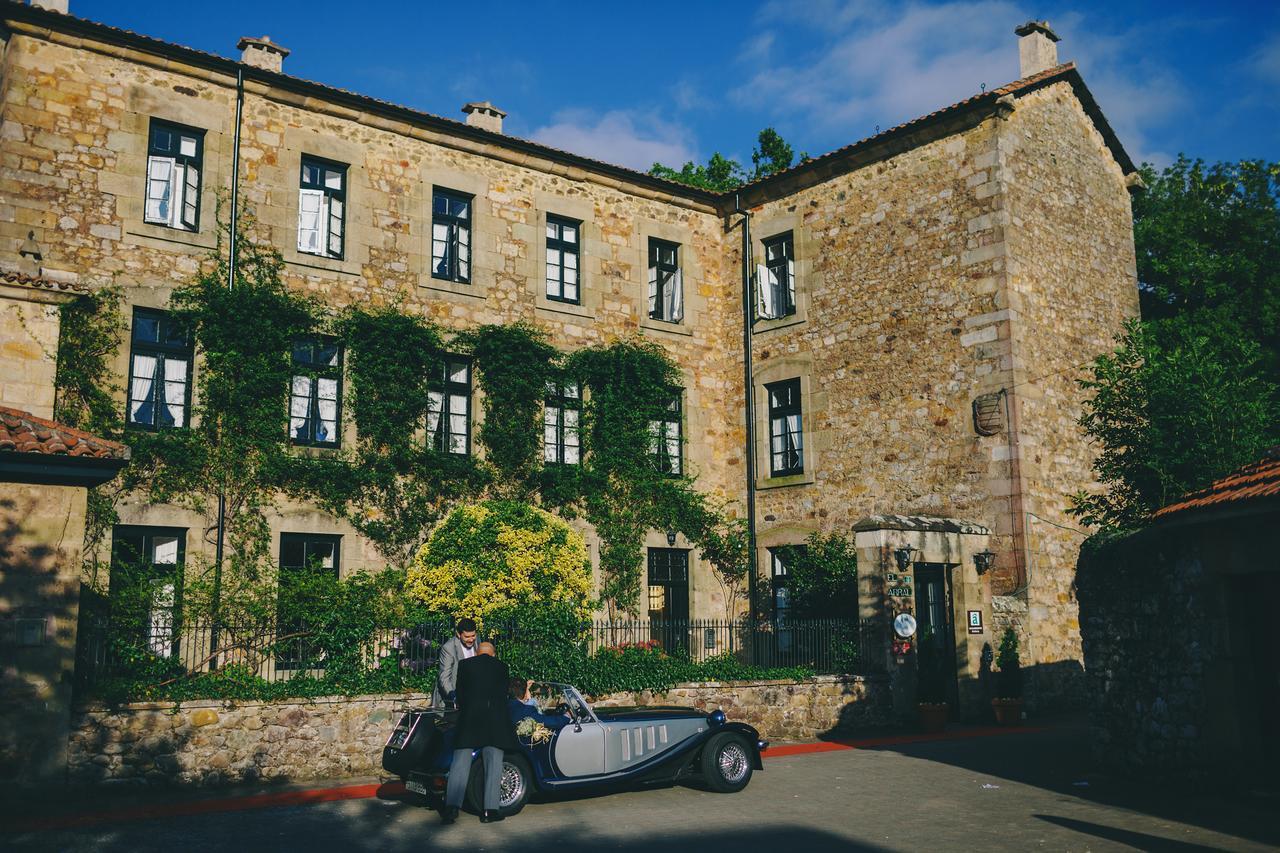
[649,128,799,191]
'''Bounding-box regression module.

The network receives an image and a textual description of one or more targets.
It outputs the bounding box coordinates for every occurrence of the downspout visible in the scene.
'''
[734,193,758,619]
[211,65,245,663]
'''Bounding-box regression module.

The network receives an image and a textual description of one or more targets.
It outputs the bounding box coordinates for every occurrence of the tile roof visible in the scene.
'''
[0,269,89,294]
[0,406,129,460]
[1,1,1134,211]
[1153,448,1280,520]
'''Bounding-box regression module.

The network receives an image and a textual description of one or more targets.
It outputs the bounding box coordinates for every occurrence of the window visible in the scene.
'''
[432,189,472,282]
[289,337,343,447]
[144,119,203,231]
[110,526,185,657]
[648,392,683,476]
[647,238,683,323]
[757,232,795,320]
[770,546,806,618]
[297,156,347,259]
[545,215,581,303]
[766,378,804,476]
[647,548,690,650]
[543,380,581,465]
[428,355,471,455]
[278,533,341,669]
[127,308,192,430]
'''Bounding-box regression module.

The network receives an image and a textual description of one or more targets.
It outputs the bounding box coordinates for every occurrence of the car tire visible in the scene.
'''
[465,752,533,817]
[700,733,753,793]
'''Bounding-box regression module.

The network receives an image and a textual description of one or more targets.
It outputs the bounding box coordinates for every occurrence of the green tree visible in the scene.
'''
[764,532,858,619]
[1134,157,1280,374]
[649,128,804,191]
[1070,315,1280,528]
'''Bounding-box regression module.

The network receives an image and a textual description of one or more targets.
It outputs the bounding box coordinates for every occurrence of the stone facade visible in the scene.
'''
[0,4,1140,711]
[67,676,890,786]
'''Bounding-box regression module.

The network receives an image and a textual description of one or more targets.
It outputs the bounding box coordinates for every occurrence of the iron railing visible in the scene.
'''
[75,612,883,694]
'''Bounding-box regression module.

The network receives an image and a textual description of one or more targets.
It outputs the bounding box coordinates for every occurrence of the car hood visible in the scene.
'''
[593,705,703,722]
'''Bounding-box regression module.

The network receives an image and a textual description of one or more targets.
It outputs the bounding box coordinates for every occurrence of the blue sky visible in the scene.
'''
[75,0,1279,172]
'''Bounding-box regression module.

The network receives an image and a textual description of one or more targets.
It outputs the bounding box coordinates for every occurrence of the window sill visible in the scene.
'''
[639,317,693,338]
[535,299,593,320]
[125,224,217,252]
[284,253,361,277]
[420,277,486,301]
[754,314,806,335]
[756,472,814,490]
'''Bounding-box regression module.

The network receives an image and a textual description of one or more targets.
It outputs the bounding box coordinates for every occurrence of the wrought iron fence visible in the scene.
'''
[75,611,883,695]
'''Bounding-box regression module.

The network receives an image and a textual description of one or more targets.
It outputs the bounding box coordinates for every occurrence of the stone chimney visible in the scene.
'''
[237,36,290,73]
[462,102,506,134]
[1014,20,1060,78]
[31,0,70,12]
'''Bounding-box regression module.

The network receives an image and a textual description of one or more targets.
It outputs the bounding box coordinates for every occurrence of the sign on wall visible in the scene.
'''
[967,610,983,634]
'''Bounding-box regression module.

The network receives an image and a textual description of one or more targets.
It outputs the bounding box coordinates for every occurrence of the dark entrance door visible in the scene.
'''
[914,563,958,706]
[1239,573,1280,770]
[648,548,689,653]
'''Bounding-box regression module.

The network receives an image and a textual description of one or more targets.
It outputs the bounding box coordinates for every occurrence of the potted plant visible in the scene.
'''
[991,628,1024,726]
[915,637,949,732]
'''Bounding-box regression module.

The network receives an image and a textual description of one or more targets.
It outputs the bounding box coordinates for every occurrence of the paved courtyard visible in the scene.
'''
[6,721,1277,852]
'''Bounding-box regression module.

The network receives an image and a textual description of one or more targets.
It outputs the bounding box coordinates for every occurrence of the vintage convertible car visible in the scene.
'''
[382,681,767,815]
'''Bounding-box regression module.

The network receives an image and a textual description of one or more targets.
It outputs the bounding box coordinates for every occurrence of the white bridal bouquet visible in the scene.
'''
[515,717,553,744]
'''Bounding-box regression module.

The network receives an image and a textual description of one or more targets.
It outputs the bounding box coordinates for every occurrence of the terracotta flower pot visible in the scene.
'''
[917,702,949,733]
[991,697,1024,726]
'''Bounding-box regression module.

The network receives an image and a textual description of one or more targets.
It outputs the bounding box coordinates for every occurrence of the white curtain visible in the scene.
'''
[290,375,312,438]
[145,156,174,224]
[317,377,339,442]
[543,406,560,462]
[427,390,443,444]
[448,394,468,453]
[666,269,684,323]
[129,354,156,424]
[298,189,324,253]
[787,259,796,309]
[756,263,775,319]
[327,198,343,257]
[664,420,680,473]
[163,358,187,426]
[181,162,199,229]
[647,265,658,318]
[147,578,176,657]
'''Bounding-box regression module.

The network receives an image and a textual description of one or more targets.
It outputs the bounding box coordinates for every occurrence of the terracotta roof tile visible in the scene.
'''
[0,269,89,294]
[1153,448,1280,520]
[0,406,129,461]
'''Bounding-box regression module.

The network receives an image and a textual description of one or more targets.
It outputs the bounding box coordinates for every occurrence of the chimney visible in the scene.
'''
[462,101,506,134]
[1014,20,1060,78]
[31,0,70,12]
[237,35,290,73]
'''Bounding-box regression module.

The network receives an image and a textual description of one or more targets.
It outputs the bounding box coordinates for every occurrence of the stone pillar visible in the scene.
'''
[1014,21,1060,78]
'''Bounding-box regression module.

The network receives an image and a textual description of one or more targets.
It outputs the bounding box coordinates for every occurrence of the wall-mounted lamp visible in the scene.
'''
[893,545,916,571]
[665,529,678,547]
[973,549,995,574]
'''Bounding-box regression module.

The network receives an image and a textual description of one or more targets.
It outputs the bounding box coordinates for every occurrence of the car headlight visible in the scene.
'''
[707,709,727,727]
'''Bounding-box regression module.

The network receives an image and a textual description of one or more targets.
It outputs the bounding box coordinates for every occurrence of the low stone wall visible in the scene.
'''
[67,675,890,787]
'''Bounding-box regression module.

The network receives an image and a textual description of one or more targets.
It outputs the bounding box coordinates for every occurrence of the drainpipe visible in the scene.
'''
[211,65,245,664]
[734,193,758,621]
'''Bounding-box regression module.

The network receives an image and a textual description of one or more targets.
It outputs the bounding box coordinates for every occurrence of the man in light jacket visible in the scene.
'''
[432,617,477,708]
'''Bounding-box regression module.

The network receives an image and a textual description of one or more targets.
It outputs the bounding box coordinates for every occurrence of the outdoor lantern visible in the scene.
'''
[973,549,996,574]
[893,544,916,571]
[666,529,678,547]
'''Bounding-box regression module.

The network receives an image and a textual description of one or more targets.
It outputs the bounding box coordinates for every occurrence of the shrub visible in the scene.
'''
[995,628,1023,699]
[405,500,593,622]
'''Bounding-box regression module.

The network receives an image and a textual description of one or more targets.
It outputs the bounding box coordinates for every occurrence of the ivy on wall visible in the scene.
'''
[54,208,750,616]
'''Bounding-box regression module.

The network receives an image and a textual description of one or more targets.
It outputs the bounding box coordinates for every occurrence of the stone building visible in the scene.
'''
[0,1,1139,716]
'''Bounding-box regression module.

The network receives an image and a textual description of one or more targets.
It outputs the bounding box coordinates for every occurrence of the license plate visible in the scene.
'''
[406,780,428,795]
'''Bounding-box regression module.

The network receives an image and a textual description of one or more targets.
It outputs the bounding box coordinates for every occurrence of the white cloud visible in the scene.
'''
[530,109,698,171]
[732,2,1190,167]
[1247,31,1280,83]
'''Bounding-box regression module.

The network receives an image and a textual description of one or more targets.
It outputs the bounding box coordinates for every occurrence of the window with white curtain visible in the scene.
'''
[110,526,186,657]
[766,378,804,476]
[545,215,581,303]
[127,308,192,430]
[431,189,471,283]
[543,380,581,465]
[756,231,795,320]
[427,355,471,454]
[647,392,683,476]
[297,156,347,259]
[144,119,203,231]
[289,337,343,447]
[647,238,683,323]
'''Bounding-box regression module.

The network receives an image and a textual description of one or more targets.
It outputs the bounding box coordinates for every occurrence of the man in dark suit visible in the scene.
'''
[441,641,520,824]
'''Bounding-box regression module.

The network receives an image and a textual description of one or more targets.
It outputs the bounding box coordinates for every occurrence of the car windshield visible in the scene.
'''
[528,681,595,721]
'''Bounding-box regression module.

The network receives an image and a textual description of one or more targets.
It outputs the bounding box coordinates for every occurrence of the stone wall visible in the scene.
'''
[66,676,890,786]
[1076,520,1275,781]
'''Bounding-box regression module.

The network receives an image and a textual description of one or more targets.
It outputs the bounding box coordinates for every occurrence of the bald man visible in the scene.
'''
[441,641,520,824]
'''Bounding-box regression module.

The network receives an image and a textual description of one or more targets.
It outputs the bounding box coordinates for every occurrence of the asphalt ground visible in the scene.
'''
[4,720,1278,852]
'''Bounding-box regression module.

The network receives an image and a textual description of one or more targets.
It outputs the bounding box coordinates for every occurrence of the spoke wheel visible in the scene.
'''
[465,753,532,816]
[700,733,754,793]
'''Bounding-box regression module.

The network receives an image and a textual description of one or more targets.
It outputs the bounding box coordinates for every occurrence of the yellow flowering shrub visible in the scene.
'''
[405,500,593,621]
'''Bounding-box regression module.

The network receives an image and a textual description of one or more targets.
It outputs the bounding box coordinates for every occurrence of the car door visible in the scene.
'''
[550,719,606,777]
